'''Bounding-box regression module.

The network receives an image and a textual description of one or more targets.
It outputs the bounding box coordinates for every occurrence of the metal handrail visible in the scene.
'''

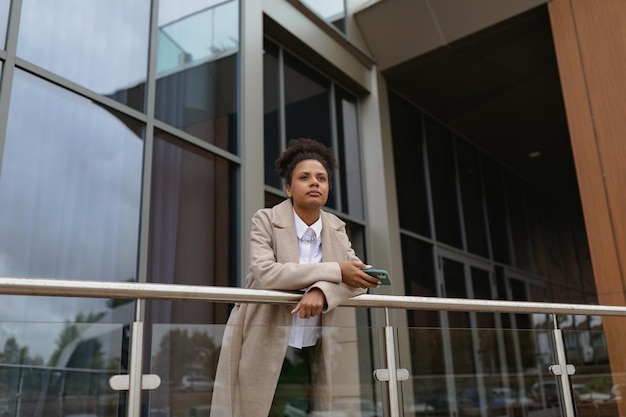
[0,276,625,317]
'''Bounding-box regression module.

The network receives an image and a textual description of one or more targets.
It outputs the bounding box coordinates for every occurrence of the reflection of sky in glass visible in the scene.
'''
[0,69,142,324]
[157,0,238,75]
[0,322,124,372]
[300,0,345,21]
[16,0,150,96]
[0,0,9,48]
[0,69,142,281]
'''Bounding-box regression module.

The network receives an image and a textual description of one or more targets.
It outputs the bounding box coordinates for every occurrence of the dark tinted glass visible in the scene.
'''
[543,196,567,286]
[283,52,335,207]
[442,258,475,375]
[389,93,430,236]
[335,86,364,218]
[17,0,150,111]
[263,40,282,189]
[155,0,239,153]
[402,236,437,327]
[525,185,549,277]
[147,130,237,325]
[456,139,488,256]
[425,118,461,247]
[505,172,532,271]
[482,159,511,264]
[0,69,143,321]
[510,279,532,329]
[471,267,496,326]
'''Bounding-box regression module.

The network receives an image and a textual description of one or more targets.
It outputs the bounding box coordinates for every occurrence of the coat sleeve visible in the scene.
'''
[309,223,367,312]
[247,210,343,291]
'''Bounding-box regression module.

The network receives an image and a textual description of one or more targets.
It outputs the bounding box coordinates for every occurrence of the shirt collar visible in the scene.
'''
[293,210,323,240]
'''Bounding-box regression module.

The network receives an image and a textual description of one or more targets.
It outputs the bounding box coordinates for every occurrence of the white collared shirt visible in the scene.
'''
[288,211,323,349]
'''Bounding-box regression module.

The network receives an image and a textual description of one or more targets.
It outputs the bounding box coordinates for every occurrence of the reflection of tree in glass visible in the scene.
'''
[48,312,106,367]
[0,337,44,407]
[152,329,220,388]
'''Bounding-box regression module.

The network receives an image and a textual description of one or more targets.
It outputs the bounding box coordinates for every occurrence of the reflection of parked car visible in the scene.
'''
[403,397,435,415]
[186,405,212,417]
[530,381,560,407]
[459,388,508,416]
[490,387,537,408]
[333,398,381,417]
[572,384,611,403]
[179,375,214,392]
[282,397,351,417]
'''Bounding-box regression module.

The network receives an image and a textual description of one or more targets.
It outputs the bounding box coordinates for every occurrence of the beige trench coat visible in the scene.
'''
[210,199,366,417]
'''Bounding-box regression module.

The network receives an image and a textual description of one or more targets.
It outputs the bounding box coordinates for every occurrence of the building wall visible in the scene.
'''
[549,0,626,413]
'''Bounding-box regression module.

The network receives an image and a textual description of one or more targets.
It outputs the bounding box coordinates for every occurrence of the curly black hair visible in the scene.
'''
[275,138,337,185]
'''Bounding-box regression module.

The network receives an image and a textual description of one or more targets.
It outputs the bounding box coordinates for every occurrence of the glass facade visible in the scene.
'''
[155,0,239,153]
[263,39,365,220]
[0,0,240,415]
[0,1,619,416]
[389,90,603,417]
[17,0,150,111]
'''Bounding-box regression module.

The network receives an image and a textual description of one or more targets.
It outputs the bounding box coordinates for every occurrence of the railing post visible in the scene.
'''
[384,308,401,417]
[550,314,576,417]
[127,321,145,417]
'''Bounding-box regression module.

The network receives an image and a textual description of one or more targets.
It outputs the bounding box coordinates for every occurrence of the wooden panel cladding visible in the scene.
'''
[549,0,626,304]
[549,1,626,414]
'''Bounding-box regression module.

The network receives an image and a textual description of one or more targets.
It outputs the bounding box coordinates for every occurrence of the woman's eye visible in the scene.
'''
[300,175,308,181]
[318,176,326,182]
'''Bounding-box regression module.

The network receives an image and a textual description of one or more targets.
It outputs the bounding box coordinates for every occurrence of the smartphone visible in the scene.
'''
[363,268,392,285]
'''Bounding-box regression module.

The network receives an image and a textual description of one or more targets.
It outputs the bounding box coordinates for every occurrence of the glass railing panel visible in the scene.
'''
[147,323,385,417]
[397,325,563,417]
[562,315,619,417]
[0,321,125,416]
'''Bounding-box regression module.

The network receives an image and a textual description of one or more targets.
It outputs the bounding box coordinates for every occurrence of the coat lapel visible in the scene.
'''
[271,199,299,264]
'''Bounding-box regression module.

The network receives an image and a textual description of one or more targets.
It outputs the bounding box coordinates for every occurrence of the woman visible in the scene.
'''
[210,138,380,417]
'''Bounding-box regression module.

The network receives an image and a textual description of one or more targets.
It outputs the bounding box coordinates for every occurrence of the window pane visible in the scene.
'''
[155,0,239,153]
[147,130,237,325]
[525,185,549,277]
[442,258,475,376]
[283,51,333,207]
[300,0,346,33]
[456,139,488,257]
[0,0,9,48]
[0,69,143,320]
[389,93,430,237]
[483,159,511,264]
[505,173,533,271]
[263,39,282,189]
[17,0,150,111]
[335,87,364,218]
[426,117,462,248]
[402,236,438,327]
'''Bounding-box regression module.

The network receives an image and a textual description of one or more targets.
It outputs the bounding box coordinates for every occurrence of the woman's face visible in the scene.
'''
[286,159,329,213]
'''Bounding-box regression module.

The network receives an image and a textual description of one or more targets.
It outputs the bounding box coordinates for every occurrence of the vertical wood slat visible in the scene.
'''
[549,0,626,304]
[549,1,626,413]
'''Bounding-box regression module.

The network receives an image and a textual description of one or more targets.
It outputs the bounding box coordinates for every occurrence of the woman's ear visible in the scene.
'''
[285,184,292,198]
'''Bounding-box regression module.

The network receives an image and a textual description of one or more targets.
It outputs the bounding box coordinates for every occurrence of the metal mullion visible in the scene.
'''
[0,0,23,177]
[152,119,243,165]
[452,136,469,253]
[278,46,286,153]
[15,57,149,124]
[329,83,343,212]
[126,0,160,414]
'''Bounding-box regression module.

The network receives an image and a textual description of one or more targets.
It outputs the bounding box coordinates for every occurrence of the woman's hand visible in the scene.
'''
[291,288,326,318]
[339,261,381,289]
